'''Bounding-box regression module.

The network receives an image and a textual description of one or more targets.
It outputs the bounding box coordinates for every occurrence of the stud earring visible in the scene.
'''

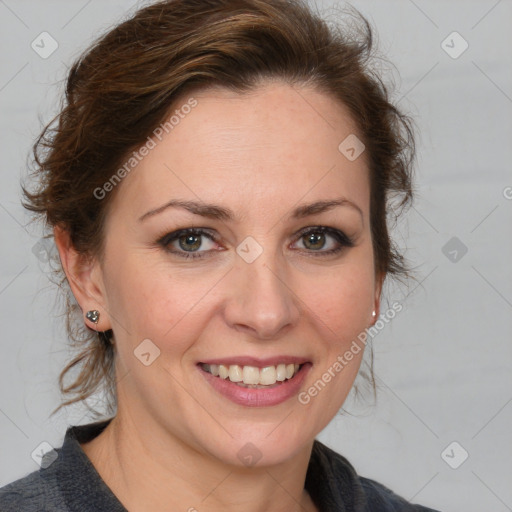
[85,310,100,324]
[372,310,376,317]
[85,309,113,346]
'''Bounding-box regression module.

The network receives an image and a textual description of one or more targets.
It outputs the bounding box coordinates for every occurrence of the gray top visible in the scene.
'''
[0,418,441,511]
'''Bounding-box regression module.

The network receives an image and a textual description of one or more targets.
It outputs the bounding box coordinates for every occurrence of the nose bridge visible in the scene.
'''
[225,240,299,339]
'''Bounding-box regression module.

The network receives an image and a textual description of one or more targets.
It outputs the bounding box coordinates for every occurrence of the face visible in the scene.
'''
[88,82,381,466]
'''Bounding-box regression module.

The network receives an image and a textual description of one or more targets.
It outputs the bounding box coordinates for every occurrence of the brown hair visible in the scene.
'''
[22,0,415,417]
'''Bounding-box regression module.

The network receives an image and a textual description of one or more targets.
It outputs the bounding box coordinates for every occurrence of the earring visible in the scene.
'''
[86,310,100,324]
[372,310,376,317]
[85,309,112,346]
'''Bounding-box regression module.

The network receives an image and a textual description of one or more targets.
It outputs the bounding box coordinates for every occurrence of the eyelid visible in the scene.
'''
[157,227,220,249]
[293,225,355,247]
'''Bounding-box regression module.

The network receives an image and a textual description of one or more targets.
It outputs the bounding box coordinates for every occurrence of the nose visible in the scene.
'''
[223,250,300,340]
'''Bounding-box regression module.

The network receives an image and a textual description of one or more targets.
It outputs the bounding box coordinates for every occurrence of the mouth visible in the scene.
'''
[197,359,312,407]
[200,362,303,388]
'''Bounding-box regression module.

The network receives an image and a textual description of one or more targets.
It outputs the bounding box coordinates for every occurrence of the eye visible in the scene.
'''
[157,226,355,260]
[158,228,220,259]
[292,226,355,256]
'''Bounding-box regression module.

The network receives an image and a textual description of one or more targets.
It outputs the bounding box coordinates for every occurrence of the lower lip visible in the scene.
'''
[198,363,312,407]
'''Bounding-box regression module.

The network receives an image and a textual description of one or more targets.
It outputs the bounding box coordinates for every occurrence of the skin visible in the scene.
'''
[55,81,383,512]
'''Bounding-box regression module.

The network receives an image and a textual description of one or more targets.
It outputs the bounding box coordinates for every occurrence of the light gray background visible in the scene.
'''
[1,1,511,511]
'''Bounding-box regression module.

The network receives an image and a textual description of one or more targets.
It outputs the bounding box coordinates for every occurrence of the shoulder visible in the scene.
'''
[0,443,68,512]
[0,418,120,512]
[309,440,442,512]
[359,476,441,511]
[0,467,66,511]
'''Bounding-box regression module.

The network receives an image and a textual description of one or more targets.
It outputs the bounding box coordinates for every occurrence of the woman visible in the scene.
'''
[0,0,441,510]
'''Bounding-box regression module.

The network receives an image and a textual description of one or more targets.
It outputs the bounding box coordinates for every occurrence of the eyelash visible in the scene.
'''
[157,226,355,260]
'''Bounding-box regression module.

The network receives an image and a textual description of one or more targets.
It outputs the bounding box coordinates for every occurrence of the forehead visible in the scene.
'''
[109,82,370,222]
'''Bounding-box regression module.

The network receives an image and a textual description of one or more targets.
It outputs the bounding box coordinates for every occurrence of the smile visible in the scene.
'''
[197,360,312,407]
[201,363,301,387]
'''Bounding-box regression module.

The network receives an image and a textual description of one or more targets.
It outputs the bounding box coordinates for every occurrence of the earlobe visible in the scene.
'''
[53,225,111,332]
[372,271,385,323]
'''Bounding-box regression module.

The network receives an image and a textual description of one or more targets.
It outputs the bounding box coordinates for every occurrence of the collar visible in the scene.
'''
[55,418,357,511]
[56,418,127,511]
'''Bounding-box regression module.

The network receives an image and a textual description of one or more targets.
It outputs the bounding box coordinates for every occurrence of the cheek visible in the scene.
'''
[301,262,375,338]
[103,254,222,346]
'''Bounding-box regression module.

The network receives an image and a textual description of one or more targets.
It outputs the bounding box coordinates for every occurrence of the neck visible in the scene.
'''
[80,410,318,512]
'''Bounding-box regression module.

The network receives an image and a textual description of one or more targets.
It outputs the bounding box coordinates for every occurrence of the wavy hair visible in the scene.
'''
[22,0,416,417]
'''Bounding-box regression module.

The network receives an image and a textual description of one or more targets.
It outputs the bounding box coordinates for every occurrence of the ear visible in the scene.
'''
[53,225,111,332]
[371,271,385,324]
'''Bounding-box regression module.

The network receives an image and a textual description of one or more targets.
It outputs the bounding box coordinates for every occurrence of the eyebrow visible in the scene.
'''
[138,197,363,223]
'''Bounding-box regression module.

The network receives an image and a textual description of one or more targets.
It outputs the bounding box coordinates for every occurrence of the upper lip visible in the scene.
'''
[199,356,311,367]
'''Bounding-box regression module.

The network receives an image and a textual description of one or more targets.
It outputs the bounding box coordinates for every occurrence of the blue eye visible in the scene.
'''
[158,226,355,260]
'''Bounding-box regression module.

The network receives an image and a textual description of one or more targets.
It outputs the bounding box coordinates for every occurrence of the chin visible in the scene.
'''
[202,426,312,469]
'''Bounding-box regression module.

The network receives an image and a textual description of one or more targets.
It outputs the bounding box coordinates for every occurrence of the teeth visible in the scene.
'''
[276,363,286,381]
[260,366,276,385]
[218,364,229,379]
[228,365,243,382]
[204,363,302,386]
[243,365,260,385]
